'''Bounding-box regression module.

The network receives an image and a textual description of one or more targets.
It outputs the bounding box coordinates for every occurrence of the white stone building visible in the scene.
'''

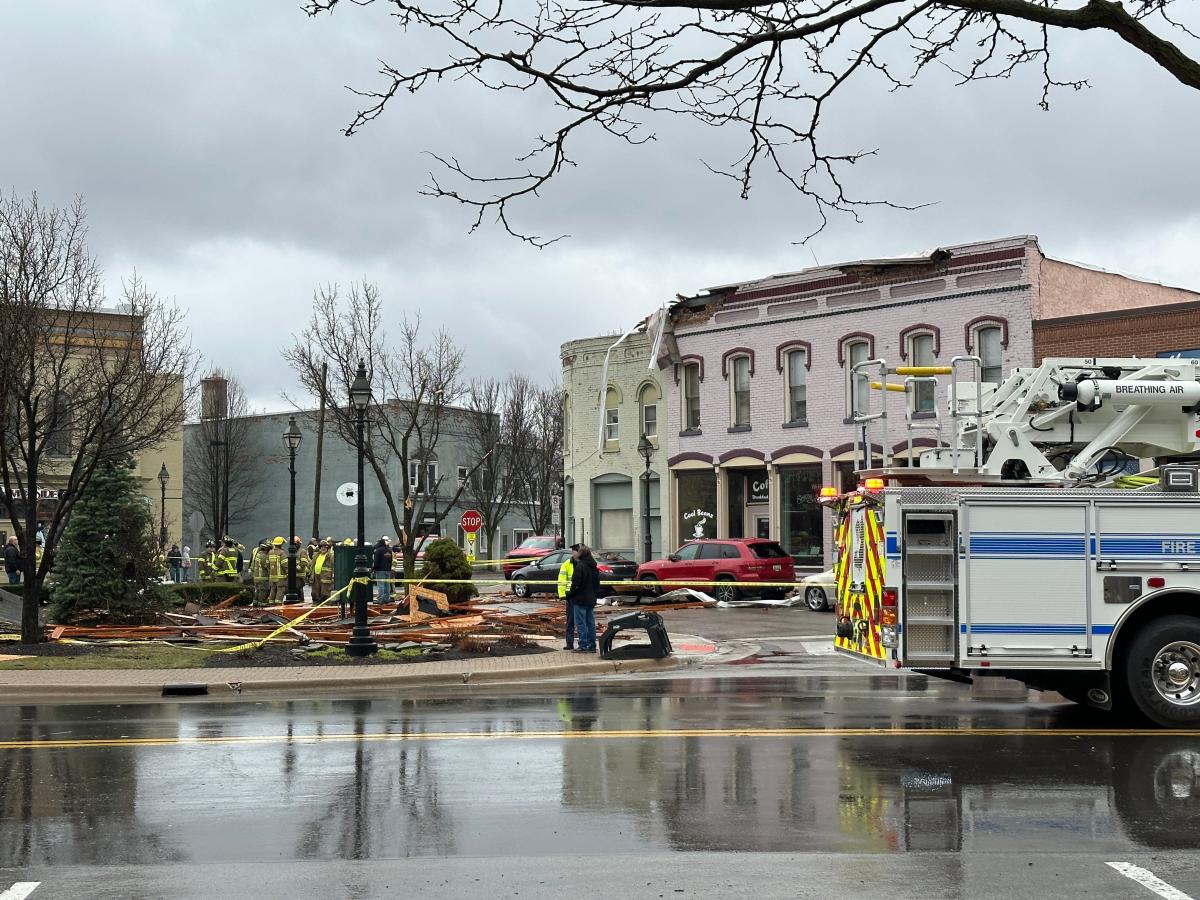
[561,329,666,561]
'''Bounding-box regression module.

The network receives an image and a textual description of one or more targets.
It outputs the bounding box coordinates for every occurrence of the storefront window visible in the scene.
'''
[676,470,717,542]
[779,465,823,565]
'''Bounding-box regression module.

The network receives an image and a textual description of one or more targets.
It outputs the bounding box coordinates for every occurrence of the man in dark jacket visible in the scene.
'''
[372,537,395,603]
[3,536,21,585]
[566,544,601,652]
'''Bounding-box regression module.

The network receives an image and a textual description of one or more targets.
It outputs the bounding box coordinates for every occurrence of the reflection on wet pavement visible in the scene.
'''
[0,674,1198,866]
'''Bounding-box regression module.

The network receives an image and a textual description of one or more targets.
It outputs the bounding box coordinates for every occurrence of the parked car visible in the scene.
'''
[797,568,836,611]
[502,535,562,578]
[635,539,795,604]
[509,549,638,598]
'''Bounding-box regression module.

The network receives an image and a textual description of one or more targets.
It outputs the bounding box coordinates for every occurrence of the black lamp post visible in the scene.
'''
[157,463,169,550]
[637,433,654,563]
[346,360,378,657]
[283,416,303,603]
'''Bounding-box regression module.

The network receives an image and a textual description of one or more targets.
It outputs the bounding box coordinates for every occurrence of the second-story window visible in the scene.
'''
[785,348,807,423]
[977,325,1003,384]
[731,356,751,427]
[408,460,439,494]
[682,363,701,431]
[846,340,870,416]
[639,382,659,440]
[908,332,936,412]
[604,386,619,444]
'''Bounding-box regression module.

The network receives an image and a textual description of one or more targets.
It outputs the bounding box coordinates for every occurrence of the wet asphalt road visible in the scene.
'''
[1,667,1199,899]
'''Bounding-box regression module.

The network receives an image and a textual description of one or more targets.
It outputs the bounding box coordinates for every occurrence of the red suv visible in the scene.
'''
[502,535,562,578]
[636,539,795,604]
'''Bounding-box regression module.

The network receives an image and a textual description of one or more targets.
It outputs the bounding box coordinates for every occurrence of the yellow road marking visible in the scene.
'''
[0,726,1193,751]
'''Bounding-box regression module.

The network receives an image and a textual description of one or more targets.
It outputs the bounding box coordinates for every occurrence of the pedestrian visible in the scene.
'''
[566,544,600,653]
[3,536,21,586]
[167,544,183,583]
[181,544,192,582]
[373,536,394,603]
[558,545,577,650]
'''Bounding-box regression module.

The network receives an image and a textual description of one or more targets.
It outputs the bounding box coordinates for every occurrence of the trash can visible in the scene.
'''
[599,610,672,660]
[332,544,364,595]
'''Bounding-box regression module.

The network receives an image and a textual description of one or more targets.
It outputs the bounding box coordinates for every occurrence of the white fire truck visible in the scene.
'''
[821,355,1200,726]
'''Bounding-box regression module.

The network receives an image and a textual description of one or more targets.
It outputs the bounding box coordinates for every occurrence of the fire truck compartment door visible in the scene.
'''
[961,502,1092,659]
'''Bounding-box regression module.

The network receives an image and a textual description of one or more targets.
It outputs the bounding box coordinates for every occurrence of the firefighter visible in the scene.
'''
[198,541,218,582]
[292,536,311,597]
[267,536,287,603]
[250,540,271,604]
[307,537,319,561]
[216,538,240,583]
[311,539,334,604]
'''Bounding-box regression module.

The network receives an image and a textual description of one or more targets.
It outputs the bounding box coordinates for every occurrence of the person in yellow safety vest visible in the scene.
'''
[250,540,271,604]
[267,536,287,603]
[198,541,218,582]
[558,548,576,651]
[311,540,334,603]
[291,536,311,597]
[215,538,240,583]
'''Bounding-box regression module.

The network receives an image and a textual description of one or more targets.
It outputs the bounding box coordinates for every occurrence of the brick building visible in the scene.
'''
[1035,298,1200,361]
[659,235,1200,571]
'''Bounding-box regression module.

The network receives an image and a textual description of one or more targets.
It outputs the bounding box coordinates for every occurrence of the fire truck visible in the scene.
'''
[820,355,1200,727]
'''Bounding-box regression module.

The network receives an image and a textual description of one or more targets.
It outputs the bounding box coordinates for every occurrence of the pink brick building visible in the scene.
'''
[660,235,1200,571]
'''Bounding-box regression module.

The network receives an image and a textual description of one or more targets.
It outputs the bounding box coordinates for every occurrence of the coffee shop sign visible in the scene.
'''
[682,507,715,539]
[0,488,60,501]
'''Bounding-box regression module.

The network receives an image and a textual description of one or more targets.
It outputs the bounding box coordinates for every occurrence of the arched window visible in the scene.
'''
[845,340,870,416]
[976,325,1003,384]
[905,331,936,412]
[681,362,701,431]
[604,386,619,444]
[638,382,660,441]
[785,348,807,424]
[729,355,751,427]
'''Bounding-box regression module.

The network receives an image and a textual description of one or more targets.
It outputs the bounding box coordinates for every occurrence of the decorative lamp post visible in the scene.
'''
[158,463,169,550]
[347,360,378,657]
[283,416,303,603]
[637,433,655,563]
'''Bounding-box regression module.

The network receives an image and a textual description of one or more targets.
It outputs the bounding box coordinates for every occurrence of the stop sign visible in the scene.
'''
[460,509,483,534]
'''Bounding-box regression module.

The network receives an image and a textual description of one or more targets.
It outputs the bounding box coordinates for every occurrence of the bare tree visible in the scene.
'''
[0,192,196,642]
[285,282,487,577]
[461,374,531,562]
[305,0,1200,243]
[183,369,263,543]
[511,384,565,535]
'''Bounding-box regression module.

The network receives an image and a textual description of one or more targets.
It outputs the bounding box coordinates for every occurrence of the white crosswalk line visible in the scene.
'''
[0,883,41,900]
[1107,862,1195,900]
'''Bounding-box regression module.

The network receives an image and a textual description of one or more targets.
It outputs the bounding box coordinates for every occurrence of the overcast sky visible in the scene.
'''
[4,2,1199,412]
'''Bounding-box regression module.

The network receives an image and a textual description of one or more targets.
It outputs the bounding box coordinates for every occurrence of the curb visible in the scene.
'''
[0,656,678,701]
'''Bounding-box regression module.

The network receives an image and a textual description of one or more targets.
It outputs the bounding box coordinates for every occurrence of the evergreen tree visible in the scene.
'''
[420,538,477,605]
[51,456,167,622]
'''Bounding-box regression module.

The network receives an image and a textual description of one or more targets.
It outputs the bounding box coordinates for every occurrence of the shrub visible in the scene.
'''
[419,538,478,605]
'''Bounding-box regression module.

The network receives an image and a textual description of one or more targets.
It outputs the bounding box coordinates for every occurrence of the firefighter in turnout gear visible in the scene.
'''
[268,536,287,603]
[215,538,240,583]
[291,536,310,595]
[311,539,334,604]
[198,541,218,582]
[250,540,271,604]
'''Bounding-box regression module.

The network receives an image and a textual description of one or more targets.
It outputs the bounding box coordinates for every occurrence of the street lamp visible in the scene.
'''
[283,416,303,603]
[158,462,169,550]
[637,433,655,563]
[346,360,378,657]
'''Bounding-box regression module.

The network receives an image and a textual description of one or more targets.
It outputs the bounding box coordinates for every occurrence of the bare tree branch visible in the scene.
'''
[304,0,1200,242]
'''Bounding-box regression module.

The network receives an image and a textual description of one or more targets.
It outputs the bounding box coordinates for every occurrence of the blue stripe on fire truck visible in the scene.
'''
[960,624,1115,634]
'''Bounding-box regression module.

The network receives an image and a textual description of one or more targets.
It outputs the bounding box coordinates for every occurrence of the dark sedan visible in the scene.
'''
[509,550,638,598]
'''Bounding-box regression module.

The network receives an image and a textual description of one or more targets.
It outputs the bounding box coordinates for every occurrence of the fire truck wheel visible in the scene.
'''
[1124,615,1200,727]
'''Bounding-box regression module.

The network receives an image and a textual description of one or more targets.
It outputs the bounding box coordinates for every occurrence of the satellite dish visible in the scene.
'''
[336,483,358,507]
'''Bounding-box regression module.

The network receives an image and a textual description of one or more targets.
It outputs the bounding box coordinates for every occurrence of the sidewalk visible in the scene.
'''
[0,646,682,701]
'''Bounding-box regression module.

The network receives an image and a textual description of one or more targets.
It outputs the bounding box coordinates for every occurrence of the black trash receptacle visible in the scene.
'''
[332,544,363,595]
[599,611,673,660]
